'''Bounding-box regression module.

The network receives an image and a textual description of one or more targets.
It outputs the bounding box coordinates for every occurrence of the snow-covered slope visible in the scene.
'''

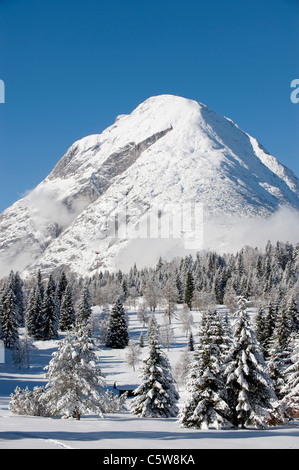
[0,94,299,278]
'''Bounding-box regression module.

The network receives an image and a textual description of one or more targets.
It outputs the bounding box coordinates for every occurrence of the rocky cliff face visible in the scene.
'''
[0,94,298,279]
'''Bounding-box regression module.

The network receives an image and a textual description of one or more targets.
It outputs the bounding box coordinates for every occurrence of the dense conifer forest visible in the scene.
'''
[1,240,299,428]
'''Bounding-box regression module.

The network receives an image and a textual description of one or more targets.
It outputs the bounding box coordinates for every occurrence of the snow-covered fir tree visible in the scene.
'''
[55,270,68,307]
[281,337,299,418]
[131,323,179,418]
[139,332,145,348]
[44,325,107,420]
[40,275,59,340]
[59,286,76,331]
[25,285,43,339]
[8,271,24,325]
[105,299,129,348]
[254,304,267,351]
[285,294,299,334]
[76,285,92,329]
[184,271,194,309]
[266,304,293,400]
[263,301,277,358]
[98,304,110,345]
[0,284,19,348]
[179,309,231,429]
[224,296,278,429]
[147,313,160,345]
[188,331,195,351]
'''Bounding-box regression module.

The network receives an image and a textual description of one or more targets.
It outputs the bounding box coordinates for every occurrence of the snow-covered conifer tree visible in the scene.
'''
[131,326,179,418]
[25,286,43,339]
[184,271,194,309]
[179,310,231,429]
[59,286,76,331]
[266,305,293,399]
[40,276,59,340]
[56,271,68,306]
[224,296,277,429]
[263,301,277,358]
[76,285,92,329]
[254,304,267,352]
[281,338,299,418]
[147,313,159,344]
[139,332,145,348]
[286,295,299,333]
[188,331,195,351]
[220,309,232,361]
[44,326,106,420]
[105,299,129,348]
[0,285,19,348]
[8,271,24,325]
[98,304,110,344]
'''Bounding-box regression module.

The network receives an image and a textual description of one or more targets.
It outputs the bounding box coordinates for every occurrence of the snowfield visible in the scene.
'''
[0,305,299,449]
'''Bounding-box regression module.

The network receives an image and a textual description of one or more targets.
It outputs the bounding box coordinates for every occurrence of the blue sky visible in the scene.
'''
[0,0,298,213]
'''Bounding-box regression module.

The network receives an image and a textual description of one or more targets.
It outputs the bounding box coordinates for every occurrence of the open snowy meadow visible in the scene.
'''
[0,304,299,450]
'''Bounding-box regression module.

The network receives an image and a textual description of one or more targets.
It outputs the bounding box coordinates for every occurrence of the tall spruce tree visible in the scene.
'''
[0,285,19,348]
[25,286,43,339]
[76,286,92,329]
[131,325,179,418]
[8,271,24,325]
[179,309,231,429]
[56,271,68,304]
[59,286,76,331]
[266,305,293,400]
[147,313,160,346]
[286,295,299,333]
[224,296,277,429]
[263,301,277,359]
[281,339,299,417]
[40,276,59,340]
[184,271,195,310]
[254,304,267,352]
[105,299,129,348]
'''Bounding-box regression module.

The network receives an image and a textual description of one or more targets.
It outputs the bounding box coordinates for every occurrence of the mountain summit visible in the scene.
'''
[1,94,299,278]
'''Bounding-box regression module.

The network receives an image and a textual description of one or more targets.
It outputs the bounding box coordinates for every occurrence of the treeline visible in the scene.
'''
[87,239,299,310]
[0,240,298,349]
[0,270,93,347]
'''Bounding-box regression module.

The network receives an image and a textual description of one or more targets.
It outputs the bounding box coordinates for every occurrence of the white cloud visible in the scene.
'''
[24,185,76,228]
[202,206,299,253]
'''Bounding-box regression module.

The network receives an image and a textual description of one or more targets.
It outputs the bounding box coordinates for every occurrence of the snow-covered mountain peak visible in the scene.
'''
[0,94,299,279]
